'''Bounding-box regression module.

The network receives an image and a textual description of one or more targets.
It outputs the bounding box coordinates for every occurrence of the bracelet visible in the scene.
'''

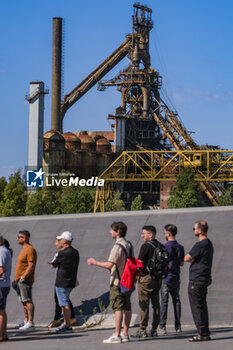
[20,277,25,282]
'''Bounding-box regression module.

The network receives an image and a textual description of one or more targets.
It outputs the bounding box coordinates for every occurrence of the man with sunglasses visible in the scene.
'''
[13,230,37,331]
[184,221,213,342]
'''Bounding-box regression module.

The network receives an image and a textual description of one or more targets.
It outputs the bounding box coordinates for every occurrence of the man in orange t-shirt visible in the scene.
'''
[13,230,37,331]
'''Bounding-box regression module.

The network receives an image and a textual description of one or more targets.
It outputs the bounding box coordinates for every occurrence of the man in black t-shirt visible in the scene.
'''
[184,221,214,342]
[132,225,162,339]
[51,231,79,334]
[159,224,184,334]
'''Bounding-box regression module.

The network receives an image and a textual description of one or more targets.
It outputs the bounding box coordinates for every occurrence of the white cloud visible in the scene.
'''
[173,86,220,104]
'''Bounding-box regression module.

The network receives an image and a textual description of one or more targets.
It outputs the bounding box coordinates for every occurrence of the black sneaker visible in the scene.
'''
[150,329,158,337]
[131,329,148,338]
[56,325,73,334]
[175,327,182,333]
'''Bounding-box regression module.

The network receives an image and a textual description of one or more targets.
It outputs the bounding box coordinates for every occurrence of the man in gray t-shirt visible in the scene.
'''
[0,235,12,341]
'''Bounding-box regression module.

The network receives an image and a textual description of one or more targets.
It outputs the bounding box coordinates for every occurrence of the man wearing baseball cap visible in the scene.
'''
[51,231,79,333]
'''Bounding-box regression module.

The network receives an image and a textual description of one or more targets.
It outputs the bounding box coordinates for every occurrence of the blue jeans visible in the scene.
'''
[55,287,73,307]
[160,280,181,329]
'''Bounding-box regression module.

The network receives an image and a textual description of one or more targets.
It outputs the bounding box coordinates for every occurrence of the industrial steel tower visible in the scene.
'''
[50,5,170,153]
[99,4,167,152]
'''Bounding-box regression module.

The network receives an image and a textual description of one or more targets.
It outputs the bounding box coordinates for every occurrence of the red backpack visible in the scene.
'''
[116,241,143,294]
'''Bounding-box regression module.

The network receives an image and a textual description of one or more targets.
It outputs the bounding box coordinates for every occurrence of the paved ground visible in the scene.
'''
[1,325,233,350]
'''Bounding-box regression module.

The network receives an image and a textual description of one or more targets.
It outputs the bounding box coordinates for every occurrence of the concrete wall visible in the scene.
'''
[0,206,232,326]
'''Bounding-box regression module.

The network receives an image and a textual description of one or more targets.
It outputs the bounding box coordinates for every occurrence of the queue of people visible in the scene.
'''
[88,220,213,343]
[0,220,213,344]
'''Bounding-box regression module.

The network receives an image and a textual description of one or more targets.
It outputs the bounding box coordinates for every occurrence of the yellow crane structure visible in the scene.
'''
[94,150,233,212]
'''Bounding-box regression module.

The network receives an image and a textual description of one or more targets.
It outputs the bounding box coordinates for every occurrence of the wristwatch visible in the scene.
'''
[20,277,25,282]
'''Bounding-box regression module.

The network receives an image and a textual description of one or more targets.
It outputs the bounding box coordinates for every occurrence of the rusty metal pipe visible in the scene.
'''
[121,87,127,109]
[141,86,149,117]
[51,17,62,132]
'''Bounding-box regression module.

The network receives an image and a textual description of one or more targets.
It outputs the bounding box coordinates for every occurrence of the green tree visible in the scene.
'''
[26,185,95,215]
[131,194,143,210]
[167,167,205,209]
[218,186,233,206]
[105,190,126,212]
[0,177,7,203]
[60,186,95,213]
[42,186,63,214]
[25,189,47,215]
[26,186,62,215]
[0,171,27,217]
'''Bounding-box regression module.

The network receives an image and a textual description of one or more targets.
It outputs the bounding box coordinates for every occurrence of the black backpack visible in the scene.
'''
[146,241,170,279]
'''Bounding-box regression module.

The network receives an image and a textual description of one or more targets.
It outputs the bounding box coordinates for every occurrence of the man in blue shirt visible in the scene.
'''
[159,224,184,334]
[0,235,12,341]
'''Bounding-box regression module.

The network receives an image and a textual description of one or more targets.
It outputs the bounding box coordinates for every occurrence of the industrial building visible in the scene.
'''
[26,3,232,209]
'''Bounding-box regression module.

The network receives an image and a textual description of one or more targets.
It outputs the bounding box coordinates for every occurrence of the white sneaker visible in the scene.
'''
[17,321,26,329]
[103,334,122,344]
[159,326,167,335]
[19,322,35,331]
[120,332,129,342]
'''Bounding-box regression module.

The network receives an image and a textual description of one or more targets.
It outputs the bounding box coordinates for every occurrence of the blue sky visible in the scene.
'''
[1,0,233,178]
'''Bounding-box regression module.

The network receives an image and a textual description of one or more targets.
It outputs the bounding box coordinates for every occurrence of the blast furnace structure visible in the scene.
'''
[27,4,225,208]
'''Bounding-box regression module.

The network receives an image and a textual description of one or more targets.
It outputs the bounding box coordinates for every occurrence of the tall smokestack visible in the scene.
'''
[26,81,49,169]
[51,17,62,132]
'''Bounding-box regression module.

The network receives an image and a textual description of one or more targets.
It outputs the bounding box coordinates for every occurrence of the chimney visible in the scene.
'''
[26,81,49,169]
[51,17,62,132]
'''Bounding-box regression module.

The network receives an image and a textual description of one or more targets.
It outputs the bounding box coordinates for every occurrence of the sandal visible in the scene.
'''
[189,335,211,342]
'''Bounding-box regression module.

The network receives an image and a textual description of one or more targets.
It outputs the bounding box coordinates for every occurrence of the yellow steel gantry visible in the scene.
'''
[94,150,233,212]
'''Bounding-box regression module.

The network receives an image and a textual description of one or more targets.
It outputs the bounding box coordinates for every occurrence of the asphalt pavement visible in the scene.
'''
[1,325,233,350]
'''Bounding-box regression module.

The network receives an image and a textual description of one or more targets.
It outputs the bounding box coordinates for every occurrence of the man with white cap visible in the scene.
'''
[51,231,79,333]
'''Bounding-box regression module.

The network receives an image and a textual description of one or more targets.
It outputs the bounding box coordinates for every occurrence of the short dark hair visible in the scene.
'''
[164,224,177,237]
[19,230,30,239]
[142,225,156,236]
[111,222,127,237]
[196,221,208,234]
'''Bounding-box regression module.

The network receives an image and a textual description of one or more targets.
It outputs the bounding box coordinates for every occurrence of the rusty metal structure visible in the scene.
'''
[50,4,167,153]
[46,3,232,209]
[47,4,167,204]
